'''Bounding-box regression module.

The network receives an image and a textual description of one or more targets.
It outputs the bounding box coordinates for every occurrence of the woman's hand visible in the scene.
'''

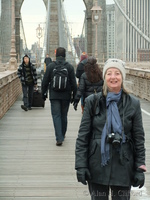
[133,168,145,188]
[76,168,91,185]
[73,99,79,111]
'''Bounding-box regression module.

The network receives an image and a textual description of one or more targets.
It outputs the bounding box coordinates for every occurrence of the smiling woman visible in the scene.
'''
[75,57,146,200]
[21,0,46,49]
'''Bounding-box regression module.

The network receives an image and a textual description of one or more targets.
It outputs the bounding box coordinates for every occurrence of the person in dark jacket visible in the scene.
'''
[17,54,37,111]
[75,58,146,200]
[42,47,77,146]
[76,52,88,81]
[73,56,103,111]
[44,54,52,73]
[76,52,88,113]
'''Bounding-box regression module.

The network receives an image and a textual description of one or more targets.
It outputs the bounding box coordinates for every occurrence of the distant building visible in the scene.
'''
[106,4,115,58]
[115,0,150,62]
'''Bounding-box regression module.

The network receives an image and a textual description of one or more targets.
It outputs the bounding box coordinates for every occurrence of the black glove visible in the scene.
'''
[76,168,91,185]
[70,98,74,104]
[73,99,79,111]
[73,102,78,110]
[133,168,145,188]
[71,92,76,104]
[42,93,47,101]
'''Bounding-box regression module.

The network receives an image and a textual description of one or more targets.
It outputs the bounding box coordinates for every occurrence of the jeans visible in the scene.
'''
[22,84,34,108]
[88,182,131,200]
[50,99,70,142]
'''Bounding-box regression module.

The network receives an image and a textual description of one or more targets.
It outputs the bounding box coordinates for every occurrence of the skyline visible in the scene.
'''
[21,0,115,49]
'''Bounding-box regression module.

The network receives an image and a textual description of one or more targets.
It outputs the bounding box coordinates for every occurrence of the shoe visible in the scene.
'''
[21,105,28,111]
[28,107,32,110]
[56,141,62,146]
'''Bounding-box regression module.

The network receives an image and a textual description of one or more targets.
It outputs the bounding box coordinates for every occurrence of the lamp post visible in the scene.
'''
[36,24,43,50]
[36,24,43,67]
[91,1,102,60]
[9,0,17,70]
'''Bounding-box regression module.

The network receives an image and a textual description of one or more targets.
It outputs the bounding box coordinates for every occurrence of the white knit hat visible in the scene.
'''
[103,58,126,80]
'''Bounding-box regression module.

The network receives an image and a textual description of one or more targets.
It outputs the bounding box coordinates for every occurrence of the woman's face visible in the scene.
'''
[105,67,122,93]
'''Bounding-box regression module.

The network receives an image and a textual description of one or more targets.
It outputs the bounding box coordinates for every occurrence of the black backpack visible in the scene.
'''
[52,62,68,92]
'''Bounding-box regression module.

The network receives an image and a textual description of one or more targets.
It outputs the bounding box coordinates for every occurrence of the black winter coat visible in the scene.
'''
[75,72,103,103]
[17,62,37,85]
[75,91,146,187]
[42,57,77,100]
[44,57,52,66]
[76,59,87,81]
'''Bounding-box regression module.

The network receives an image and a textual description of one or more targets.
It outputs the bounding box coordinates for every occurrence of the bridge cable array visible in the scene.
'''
[114,0,150,44]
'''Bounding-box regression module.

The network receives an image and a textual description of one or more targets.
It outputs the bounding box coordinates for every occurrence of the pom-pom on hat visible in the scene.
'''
[80,52,88,61]
[103,58,126,80]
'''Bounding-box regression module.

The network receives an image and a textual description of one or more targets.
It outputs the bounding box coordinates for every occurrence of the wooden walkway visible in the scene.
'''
[0,95,150,199]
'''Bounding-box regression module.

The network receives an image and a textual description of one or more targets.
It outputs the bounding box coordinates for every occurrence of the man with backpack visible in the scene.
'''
[42,47,77,146]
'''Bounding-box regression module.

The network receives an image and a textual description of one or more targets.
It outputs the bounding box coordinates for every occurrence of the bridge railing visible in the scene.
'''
[0,69,22,119]
[90,52,150,63]
[0,62,9,72]
[0,60,150,119]
[125,67,150,101]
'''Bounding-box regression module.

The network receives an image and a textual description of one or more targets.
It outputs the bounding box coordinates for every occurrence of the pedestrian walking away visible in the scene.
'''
[44,53,52,73]
[73,56,103,112]
[42,47,77,146]
[17,54,37,111]
[76,52,88,113]
[76,52,88,81]
[75,58,146,200]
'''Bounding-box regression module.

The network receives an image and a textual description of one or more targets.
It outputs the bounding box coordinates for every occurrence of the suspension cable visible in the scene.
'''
[20,15,28,50]
[114,0,150,43]
[41,0,51,64]
[61,0,79,64]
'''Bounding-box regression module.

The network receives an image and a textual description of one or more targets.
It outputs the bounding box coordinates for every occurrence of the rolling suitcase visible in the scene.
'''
[32,87,45,108]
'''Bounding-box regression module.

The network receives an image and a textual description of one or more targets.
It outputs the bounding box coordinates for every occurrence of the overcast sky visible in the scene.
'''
[21,0,114,49]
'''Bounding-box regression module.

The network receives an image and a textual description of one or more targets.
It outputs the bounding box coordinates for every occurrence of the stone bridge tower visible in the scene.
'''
[0,0,107,63]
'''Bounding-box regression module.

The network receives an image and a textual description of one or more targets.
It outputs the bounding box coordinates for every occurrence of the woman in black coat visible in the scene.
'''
[73,56,103,111]
[76,52,88,81]
[75,58,146,200]
[76,52,88,113]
